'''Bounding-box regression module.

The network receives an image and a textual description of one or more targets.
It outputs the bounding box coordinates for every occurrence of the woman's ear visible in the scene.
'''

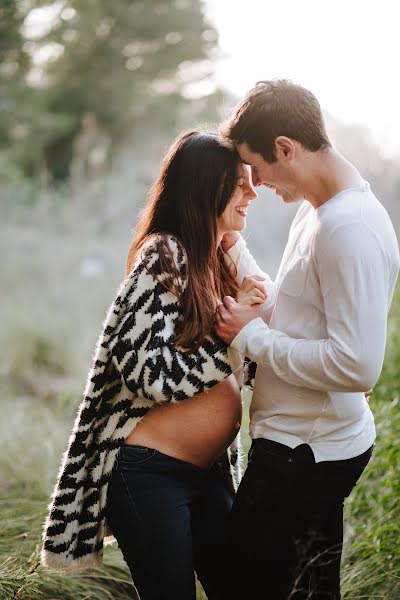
[275,136,295,160]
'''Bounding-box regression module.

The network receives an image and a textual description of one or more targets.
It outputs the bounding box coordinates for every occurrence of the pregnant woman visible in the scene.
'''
[41,130,274,600]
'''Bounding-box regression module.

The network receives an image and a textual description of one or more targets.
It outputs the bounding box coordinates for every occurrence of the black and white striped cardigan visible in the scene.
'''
[41,234,247,570]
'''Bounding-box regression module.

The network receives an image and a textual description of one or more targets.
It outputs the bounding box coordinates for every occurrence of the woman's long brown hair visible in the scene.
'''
[125,130,240,351]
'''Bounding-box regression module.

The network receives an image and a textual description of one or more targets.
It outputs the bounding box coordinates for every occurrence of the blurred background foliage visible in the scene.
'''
[0,1,399,599]
[1,0,224,180]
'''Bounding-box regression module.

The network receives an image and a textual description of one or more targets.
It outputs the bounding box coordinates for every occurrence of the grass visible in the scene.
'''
[0,182,399,598]
[340,286,400,598]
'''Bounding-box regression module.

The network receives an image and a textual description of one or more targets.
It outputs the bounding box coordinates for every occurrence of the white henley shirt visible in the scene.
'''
[228,183,399,461]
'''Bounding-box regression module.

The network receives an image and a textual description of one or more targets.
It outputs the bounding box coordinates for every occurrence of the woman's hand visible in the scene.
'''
[236,274,268,306]
[221,231,240,251]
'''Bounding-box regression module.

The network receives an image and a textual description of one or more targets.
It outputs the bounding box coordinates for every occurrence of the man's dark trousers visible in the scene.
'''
[226,438,373,599]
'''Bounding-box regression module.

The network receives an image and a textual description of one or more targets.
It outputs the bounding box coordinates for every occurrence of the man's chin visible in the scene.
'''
[278,190,302,204]
[275,189,288,201]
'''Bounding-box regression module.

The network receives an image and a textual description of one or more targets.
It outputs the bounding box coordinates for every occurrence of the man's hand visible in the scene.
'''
[215,296,263,345]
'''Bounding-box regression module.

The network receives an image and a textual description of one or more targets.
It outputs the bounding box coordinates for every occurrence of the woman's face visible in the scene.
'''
[217,162,257,237]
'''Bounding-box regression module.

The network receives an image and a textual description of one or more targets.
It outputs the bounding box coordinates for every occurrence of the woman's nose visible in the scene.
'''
[246,182,257,200]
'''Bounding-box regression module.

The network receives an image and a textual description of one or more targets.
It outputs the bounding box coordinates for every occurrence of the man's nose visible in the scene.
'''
[251,167,262,187]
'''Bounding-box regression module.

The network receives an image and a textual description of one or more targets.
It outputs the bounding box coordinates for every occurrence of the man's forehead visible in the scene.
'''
[236,141,254,164]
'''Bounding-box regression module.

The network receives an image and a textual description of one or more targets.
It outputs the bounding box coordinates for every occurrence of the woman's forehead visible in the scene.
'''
[237,162,250,178]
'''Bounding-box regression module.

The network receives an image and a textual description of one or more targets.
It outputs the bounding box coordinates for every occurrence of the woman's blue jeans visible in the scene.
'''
[105,445,233,600]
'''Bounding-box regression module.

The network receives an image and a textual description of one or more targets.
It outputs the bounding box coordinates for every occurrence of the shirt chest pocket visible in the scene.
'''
[279,256,310,297]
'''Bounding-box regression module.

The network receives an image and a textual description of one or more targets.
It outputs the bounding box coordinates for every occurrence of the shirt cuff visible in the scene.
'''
[230,317,266,354]
[227,345,244,372]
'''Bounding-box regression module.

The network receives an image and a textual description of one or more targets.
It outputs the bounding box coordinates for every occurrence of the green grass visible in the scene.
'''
[340,286,400,598]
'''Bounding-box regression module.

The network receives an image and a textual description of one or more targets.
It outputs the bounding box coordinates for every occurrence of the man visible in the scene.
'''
[216,80,399,599]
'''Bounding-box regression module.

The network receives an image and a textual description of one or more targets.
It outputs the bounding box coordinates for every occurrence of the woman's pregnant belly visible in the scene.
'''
[124,374,242,469]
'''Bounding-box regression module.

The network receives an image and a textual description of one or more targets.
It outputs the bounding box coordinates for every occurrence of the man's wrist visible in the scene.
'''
[230,317,265,352]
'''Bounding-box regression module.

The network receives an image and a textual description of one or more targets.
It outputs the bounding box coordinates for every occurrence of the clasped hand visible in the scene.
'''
[215,274,374,401]
[215,275,268,345]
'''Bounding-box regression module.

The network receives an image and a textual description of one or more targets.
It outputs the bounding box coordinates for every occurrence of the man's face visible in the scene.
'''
[236,141,301,204]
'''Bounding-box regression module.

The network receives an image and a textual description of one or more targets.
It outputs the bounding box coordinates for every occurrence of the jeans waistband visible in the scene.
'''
[251,438,374,466]
[251,438,315,464]
[118,444,207,473]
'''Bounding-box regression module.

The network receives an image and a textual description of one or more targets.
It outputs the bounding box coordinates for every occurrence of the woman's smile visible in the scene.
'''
[235,204,249,217]
[218,162,257,240]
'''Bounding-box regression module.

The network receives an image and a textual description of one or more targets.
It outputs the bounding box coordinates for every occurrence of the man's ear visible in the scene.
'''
[275,136,295,160]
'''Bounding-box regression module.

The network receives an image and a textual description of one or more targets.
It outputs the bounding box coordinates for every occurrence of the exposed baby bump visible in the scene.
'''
[124,374,242,469]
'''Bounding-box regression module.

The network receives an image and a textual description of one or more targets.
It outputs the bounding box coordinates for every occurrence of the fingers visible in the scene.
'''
[251,275,266,281]
[237,288,266,306]
[215,304,224,329]
[237,296,264,306]
[249,295,264,305]
[222,295,236,309]
[237,275,267,305]
[241,275,266,288]
[242,288,265,299]
[239,275,268,298]
[215,298,232,324]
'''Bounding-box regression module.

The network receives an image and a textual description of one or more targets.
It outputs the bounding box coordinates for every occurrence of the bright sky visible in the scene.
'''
[204,0,400,159]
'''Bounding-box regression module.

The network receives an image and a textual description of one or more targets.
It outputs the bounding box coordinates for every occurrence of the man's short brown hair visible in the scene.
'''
[221,79,331,163]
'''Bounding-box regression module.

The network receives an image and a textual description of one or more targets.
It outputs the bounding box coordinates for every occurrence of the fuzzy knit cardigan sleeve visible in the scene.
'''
[41,234,243,571]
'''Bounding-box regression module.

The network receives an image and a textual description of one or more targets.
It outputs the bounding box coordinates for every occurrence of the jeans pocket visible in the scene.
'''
[118,445,157,467]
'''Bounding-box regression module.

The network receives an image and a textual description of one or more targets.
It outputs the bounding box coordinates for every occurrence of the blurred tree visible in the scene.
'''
[0,0,219,180]
[0,1,34,171]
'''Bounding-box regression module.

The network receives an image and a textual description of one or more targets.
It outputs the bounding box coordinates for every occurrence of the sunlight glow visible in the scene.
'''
[23,1,65,39]
[204,0,400,158]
